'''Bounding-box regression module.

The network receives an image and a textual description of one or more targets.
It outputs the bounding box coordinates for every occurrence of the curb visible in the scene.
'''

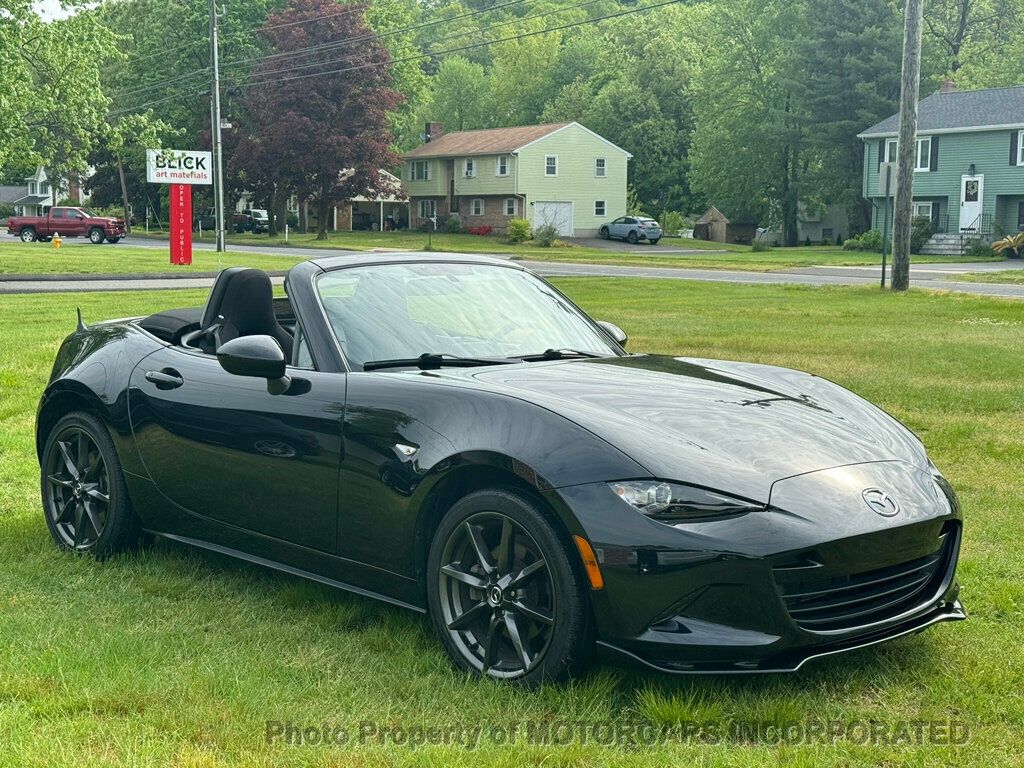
[0,270,289,282]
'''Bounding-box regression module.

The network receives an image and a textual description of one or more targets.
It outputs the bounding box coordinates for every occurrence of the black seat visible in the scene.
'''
[198,268,293,358]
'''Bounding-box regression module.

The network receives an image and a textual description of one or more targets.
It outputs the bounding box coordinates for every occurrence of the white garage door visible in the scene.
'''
[534,201,574,236]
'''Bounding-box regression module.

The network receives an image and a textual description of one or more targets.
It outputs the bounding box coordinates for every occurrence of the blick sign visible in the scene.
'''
[146,149,213,185]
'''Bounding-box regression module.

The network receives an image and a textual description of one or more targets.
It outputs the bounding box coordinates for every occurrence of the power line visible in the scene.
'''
[113,0,536,100]
[236,0,681,90]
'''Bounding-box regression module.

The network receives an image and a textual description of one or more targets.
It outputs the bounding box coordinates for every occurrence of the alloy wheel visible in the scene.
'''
[437,512,555,679]
[43,426,110,551]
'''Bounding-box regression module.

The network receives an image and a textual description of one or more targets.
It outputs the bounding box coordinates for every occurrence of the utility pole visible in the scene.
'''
[891,0,924,291]
[208,0,227,253]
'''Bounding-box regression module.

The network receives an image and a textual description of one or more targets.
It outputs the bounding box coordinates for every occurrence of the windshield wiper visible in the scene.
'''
[517,348,604,362]
[363,353,514,372]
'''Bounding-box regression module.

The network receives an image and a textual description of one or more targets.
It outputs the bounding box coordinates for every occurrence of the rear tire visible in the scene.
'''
[20,227,37,243]
[599,226,610,240]
[106,237,121,244]
[40,411,143,558]
[88,227,105,244]
[427,488,594,686]
[650,238,661,245]
[627,230,639,244]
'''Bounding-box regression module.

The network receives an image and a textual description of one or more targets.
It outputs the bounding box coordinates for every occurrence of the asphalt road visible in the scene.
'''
[1,235,1022,298]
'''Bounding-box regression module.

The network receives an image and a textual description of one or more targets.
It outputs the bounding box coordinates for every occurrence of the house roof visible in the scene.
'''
[12,194,50,206]
[404,123,572,158]
[0,185,24,205]
[859,85,1024,137]
[696,206,728,224]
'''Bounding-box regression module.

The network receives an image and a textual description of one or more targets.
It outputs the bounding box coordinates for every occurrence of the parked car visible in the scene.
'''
[7,206,126,244]
[192,207,227,233]
[599,216,663,244]
[37,253,964,685]
[233,208,269,234]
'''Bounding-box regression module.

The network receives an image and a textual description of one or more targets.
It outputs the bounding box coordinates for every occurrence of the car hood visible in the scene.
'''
[443,355,928,502]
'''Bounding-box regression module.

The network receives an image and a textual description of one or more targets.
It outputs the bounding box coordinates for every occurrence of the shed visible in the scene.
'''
[694,207,758,244]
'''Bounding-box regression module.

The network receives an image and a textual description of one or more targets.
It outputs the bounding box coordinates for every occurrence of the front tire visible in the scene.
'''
[20,227,37,243]
[88,227,105,244]
[599,226,610,240]
[427,488,594,685]
[40,411,142,558]
[106,236,121,244]
[626,230,639,244]
[649,238,661,245]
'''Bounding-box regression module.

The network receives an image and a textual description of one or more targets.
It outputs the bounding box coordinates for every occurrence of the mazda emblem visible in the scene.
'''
[862,488,900,517]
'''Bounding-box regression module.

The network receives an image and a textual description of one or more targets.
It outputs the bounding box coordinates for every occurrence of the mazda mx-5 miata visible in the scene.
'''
[36,253,965,684]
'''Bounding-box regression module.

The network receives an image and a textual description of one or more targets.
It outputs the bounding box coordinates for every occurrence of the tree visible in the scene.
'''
[240,0,403,240]
[923,0,1018,74]
[422,56,490,131]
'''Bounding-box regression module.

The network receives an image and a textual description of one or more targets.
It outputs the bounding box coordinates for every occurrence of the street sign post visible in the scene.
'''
[147,149,212,265]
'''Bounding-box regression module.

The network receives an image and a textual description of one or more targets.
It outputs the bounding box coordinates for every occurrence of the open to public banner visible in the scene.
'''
[170,184,193,265]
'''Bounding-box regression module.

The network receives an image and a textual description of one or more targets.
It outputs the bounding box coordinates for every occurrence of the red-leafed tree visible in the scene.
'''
[237,0,403,239]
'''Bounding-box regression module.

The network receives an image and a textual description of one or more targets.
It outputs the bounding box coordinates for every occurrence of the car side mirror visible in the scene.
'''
[597,320,627,348]
[217,335,292,394]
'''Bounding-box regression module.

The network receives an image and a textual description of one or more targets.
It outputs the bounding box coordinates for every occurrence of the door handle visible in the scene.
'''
[145,368,184,390]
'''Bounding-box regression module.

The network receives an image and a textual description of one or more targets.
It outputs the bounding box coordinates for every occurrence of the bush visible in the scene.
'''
[843,229,884,251]
[465,225,493,236]
[505,218,531,244]
[0,204,14,218]
[659,210,687,236]
[532,224,558,247]
[964,239,996,259]
[910,216,933,254]
[445,217,463,234]
[751,239,772,252]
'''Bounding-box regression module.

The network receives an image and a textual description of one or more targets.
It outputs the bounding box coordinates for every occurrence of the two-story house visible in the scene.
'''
[859,83,1024,240]
[402,121,631,237]
[0,167,57,216]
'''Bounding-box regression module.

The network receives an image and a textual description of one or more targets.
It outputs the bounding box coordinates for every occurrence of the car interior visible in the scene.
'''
[136,268,298,361]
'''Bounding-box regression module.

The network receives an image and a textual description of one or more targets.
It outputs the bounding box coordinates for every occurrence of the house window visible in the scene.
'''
[822,228,834,241]
[595,158,606,178]
[504,198,516,216]
[1018,131,1024,166]
[40,182,49,194]
[884,139,897,163]
[28,181,36,194]
[463,158,476,178]
[410,160,429,181]
[545,155,558,176]
[594,200,606,217]
[1018,200,1024,230]
[915,138,931,171]
[471,198,484,216]
[913,202,933,218]
[496,156,508,176]
[418,199,436,219]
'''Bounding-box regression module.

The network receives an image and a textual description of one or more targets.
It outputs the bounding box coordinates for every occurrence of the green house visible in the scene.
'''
[402,121,631,237]
[859,84,1024,247]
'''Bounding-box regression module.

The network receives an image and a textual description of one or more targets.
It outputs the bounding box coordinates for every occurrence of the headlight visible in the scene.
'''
[608,480,763,522]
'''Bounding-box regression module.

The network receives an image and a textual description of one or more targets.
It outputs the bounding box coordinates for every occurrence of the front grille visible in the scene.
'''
[775,524,958,633]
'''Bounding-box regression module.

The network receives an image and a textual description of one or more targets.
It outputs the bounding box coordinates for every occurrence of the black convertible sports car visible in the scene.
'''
[37,253,965,683]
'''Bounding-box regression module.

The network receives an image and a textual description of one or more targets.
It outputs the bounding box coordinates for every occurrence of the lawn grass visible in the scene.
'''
[953,269,1024,284]
[0,240,303,275]
[1,281,1023,766]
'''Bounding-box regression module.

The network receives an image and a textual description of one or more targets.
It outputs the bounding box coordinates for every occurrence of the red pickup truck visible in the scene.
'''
[7,206,126,244]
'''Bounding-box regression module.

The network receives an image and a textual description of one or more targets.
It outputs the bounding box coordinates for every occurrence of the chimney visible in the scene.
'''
[939,78,956,94]
[425,122,443,143]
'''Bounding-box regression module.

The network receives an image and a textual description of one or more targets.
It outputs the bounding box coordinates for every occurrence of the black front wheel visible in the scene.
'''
[88,227,105,244]
[626,231,639,244]
[427,488,594,685]
[41,412,142,557]
[599,227,610,240]
[106,236,121,244]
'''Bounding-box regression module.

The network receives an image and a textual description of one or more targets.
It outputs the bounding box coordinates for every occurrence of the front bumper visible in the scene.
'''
[549,460,964,674]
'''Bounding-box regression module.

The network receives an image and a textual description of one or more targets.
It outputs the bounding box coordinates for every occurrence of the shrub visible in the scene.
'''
[964,239,995,259]
[910,216,933,254]
[445,217,463,234]
[843,229,884,251]
[465,225,493,236]
[659,210,687,236]
[993,232,1024,259]
[751,239,772,252]
[532,224,558,247]
[505,217,531,243]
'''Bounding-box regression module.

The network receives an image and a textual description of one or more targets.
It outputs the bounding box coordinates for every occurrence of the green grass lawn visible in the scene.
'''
[0,241,303,275]
[954,269,1024,284]
[2,280,1023,766]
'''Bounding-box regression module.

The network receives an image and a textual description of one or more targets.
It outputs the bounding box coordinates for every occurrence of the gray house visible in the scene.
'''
[859,84,1024,243]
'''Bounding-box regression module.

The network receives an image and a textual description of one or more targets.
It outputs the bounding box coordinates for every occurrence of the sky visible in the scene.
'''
[33,0,77,21]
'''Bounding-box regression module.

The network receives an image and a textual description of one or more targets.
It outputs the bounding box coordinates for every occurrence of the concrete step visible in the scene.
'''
[919,245,965,256]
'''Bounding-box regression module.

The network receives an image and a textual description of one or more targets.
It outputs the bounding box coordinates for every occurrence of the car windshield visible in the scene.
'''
[316,262,620,368]
[251,209,268,218]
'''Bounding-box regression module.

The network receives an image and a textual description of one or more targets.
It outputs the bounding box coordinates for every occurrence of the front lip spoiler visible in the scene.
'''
[597,600,966,676]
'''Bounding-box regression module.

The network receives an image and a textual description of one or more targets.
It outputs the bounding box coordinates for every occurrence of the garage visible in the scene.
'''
[533,201,574,236]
